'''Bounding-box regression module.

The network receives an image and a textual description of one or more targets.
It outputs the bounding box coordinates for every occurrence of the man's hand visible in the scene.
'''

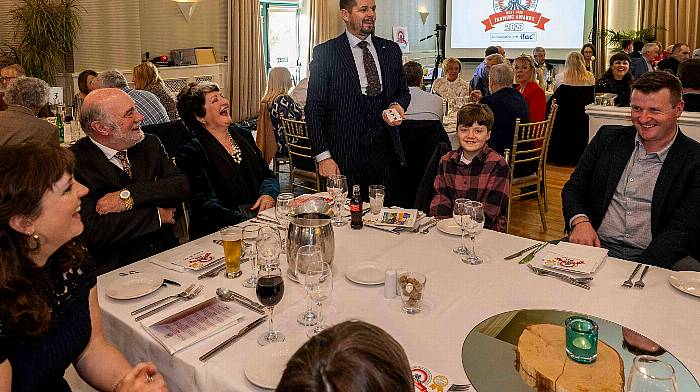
[251,195,275,212]
[470,90,483,102]
[568,217,601,247]
[536,67,545,84]
[382,104,405,127]
[96,192,126,215]
[319,158,340,178]
[157,208,176,224]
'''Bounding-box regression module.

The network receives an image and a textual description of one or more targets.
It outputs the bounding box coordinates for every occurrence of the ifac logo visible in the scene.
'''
[483,0,549,31]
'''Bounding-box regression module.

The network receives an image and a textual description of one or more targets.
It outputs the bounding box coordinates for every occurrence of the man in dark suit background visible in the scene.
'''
[562,71,700,271]
[306,0,410,204]
[71,88,190,274]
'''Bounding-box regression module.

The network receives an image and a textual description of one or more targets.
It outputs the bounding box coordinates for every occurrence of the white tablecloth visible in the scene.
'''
[92,222,700,391]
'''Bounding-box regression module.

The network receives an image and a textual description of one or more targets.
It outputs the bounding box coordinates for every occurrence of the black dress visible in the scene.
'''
[595,74,632,107]
[0,245,96,392]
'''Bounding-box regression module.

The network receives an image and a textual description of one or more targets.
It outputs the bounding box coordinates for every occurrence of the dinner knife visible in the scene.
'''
[230,291,266,312]
[364,223,401,235]
[163,278,181,287]
[518,242,550,264]
[198,263,227,279]
[528,265,591,290]
[199,316,267,362]
[504,243,542,260]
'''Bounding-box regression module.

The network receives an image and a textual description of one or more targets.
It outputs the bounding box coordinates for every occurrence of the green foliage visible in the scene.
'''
[600,27,665,52]
[0,0,81,84]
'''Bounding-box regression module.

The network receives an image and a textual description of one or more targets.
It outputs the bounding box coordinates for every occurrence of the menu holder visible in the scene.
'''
[367,208,418,228]
[537,242,608,275]
[142,297,244,355]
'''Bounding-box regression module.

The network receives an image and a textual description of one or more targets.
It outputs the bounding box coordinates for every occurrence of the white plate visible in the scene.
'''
[244,341,295,389]
[668,271,700,298]
[105,272,163,300]
[436,219,462,236]
[345,263,385,285]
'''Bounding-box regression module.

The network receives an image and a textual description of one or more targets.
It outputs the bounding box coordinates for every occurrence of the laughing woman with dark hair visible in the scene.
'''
[0,144,167,392]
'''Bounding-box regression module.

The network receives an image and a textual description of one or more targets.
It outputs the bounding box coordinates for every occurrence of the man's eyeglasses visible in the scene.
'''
[1,76,17,82]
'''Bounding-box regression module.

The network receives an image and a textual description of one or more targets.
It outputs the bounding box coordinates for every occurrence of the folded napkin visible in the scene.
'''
[150,245,218,273]
[538,242,608,275]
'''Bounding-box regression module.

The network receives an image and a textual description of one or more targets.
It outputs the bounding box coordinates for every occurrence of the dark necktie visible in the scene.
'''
[114,151,132,178]
[357,41,381,97]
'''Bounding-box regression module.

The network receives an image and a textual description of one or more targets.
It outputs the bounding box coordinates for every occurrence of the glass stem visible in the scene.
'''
[470,235,477,258]
[267,306,274,337]
[461,228,467,250]
[317,301,323,324]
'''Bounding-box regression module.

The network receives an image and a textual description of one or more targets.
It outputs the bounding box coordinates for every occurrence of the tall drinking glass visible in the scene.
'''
[369,185,385,215]
[241,225,260,288]
[305,260,333,337]
[219,226,243,278]
[256,267,285,345]
[276,193,294,253]
[295,245,322,326]
[627,356,678,392]
[452,198,471,255]
[256,226,282,270]
[463,201,485,265]
[326,175,348,226]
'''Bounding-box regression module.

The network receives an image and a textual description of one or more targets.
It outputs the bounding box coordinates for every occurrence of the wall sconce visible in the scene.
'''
[173,0,198,22]
[418,10,429,25]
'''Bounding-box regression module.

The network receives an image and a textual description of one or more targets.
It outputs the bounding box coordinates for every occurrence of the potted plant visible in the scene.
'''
[0,0,81,84]
[600,27,664,52]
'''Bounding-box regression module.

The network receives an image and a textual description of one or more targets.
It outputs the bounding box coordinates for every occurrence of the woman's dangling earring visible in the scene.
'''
[26,232,41,251]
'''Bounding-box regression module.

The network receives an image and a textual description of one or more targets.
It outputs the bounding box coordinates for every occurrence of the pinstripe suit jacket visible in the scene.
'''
[306,33,411,166]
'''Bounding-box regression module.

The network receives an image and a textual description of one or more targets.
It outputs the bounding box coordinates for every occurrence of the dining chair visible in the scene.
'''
[281,118,322,193]
[503,102,558,233]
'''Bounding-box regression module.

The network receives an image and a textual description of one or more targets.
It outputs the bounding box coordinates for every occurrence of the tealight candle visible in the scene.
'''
[565,316,599,364]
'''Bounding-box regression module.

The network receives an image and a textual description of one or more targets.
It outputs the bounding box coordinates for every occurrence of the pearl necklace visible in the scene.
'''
[225,131,243,164]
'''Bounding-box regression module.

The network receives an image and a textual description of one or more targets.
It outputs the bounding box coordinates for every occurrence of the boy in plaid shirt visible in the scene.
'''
[429,104,510,232]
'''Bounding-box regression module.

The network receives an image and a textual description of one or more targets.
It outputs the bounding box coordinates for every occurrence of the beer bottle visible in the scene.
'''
[55,107,64,144]
[350,185,363,229]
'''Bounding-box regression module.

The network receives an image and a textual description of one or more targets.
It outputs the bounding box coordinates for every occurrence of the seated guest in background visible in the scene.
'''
[0,77,60,146]
[556,52,595,88]
[595,52,633,107]
[631,42,660,79]
[430,103,509,232]
[431,57,470,100]
[514,55,547,122]
[403,60,443,121]
[469,46,500,96]
[290,77,309,111]
[474,63,529,155]
[77,69,98,98]
[693,48,700,59]
[261,66,303,157]
[278,320,413,392]
[657,43,691,75]
[533,46,554,90]
[631,40,644,58]
[176,82,279,239]
[678,59,700,112]
[581,43,595,74]
[92,69,170,126]
[621,39,634,55]
[132,62,179,120]
[496,46,507,61]
[0,143,168,392]
[71,88,189,274]
[562,71,700,271]
[0,63,26,111]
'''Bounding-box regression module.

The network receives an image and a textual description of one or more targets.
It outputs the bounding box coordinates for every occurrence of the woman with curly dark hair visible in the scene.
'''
[0,144,167,392]
[595,52,633,106]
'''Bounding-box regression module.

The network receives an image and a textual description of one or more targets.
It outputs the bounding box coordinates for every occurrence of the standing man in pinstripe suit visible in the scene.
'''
[306,0,411,204]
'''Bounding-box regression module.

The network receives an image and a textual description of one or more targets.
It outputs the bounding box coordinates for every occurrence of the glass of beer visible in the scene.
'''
[220,226,243,278]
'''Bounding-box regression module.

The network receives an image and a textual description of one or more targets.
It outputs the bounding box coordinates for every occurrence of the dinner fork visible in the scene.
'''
[622,263,642,288]
[131,284,196,315]
[134,284,204,321]
[421,220,438,234]
[447,384,470,391]
[634,265,650,289]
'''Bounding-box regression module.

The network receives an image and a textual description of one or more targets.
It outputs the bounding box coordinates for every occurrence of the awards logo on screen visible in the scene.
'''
[482,0,550,32]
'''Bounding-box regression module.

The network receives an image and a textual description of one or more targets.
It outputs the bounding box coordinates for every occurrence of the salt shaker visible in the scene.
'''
[384,269,397,299]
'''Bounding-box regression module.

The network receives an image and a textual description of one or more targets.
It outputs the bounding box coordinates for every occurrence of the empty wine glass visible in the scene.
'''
[627,355,678,392]
[326,174,348,226]
[305,260,333,337]
[295,245,322,326]
[256,226,281,270]
[463,201,485,265]
[276,193,294,253]
[241,225,260,288]
[256,266,285,346]
[452,198,471,255]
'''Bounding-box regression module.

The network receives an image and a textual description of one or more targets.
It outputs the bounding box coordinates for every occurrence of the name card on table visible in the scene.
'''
[49,87,64,106]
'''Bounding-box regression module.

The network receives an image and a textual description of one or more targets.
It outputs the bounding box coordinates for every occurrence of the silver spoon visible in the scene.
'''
[216,288,266,314]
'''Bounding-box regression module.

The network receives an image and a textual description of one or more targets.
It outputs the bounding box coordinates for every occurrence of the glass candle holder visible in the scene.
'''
[565,316,599,364]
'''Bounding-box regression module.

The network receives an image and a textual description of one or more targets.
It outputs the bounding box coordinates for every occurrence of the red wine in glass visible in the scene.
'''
[256,275,284,306]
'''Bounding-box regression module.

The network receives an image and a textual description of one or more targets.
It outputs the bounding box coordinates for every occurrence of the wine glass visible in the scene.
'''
[627,355,678,392]
[463,201,485,265]
[326,174,348,226]
[276,193,294,253]
[256,226,281,270]
[256,266,285,346]
[295,245,321,326]
[304,260,333,337]
[241,225,260,288]
[452,198,471,255]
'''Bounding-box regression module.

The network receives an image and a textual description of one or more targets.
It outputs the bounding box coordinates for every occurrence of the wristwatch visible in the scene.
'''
[119,189,133,211]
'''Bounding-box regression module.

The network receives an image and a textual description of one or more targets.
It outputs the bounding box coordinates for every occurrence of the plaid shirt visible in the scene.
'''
[429,145,510,232]
[122,87,170,126]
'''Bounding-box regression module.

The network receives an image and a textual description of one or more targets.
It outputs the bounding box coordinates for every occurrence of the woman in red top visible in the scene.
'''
[513,55,546,122]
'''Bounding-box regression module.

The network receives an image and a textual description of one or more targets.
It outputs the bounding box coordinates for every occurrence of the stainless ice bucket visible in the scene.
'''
[287,212,335,279]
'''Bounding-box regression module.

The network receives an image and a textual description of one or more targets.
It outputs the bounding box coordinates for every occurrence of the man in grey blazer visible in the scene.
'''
[630,42,659,79]
[563,71,700,270]
[306,0,411,204]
